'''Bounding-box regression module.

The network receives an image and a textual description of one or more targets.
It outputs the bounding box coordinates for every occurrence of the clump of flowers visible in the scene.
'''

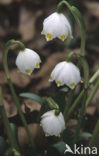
[1,0,99,156]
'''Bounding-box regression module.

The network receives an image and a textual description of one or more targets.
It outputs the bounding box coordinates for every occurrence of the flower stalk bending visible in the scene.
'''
[2,39,36,155]
[57,0,86,56]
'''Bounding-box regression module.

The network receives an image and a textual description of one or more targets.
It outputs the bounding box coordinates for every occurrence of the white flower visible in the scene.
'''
[49,61,81,89]
[16,48,41,75]
[41,12,72,41]
[40,110,65,137]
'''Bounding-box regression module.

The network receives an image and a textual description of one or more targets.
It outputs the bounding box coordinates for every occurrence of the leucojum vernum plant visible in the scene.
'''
[0,0,99,156]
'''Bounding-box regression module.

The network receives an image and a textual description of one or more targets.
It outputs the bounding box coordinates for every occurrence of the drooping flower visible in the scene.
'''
[16,48,41,75]
[41,12,72,41]
[40,110,65,137]
[49,61,81,89]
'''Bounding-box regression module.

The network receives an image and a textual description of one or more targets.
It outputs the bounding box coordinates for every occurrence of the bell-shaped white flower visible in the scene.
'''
[41,12,72,41]
[49,61,81,89]
[16,48,41,75]
[40,110,65,137]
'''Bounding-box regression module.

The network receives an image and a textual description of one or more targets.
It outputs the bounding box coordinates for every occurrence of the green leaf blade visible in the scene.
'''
[19,92,43,105]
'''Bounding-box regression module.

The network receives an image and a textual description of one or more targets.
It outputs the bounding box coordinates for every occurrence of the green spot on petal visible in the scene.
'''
[70,83,75,88]
[25,69,31,75]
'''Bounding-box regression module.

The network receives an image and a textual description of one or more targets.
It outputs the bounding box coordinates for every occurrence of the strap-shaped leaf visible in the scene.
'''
[19,92,43,104]
[47,141,67,156]
[79,132,92,139]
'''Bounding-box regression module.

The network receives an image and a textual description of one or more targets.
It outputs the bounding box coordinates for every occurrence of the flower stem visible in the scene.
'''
[2,39,37,155]
[73,91,87,143]
[57,0,71,13]
[3,40,25,79]
[86,80,99,108]
[73,56,89,142]
[89,70,99,84]
[64,90,74,120]
[57,0,86,56]
[74,67,99,142]
[66,51,79,62]
[0,87,20,154]
[65,89,85,121]
[79,56,89,88]
[44,97,59,110]
[65,70,99,121]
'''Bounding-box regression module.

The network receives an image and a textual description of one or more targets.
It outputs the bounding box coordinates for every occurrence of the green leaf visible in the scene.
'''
[46,141,73,156]
[46,141,66,156]
[79,132,92,139]
[19,92,43,104]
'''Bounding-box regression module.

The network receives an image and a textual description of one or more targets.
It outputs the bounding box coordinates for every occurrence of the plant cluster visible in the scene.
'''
[0,0,99,156]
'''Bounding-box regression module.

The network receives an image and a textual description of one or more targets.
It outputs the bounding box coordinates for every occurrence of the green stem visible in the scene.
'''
[86,80,99,108]
[89,70,99,84]
[73,57,89,142]
[0,87,20,154]
[73,91,87,143]
[65,72,99,121]
[79,56,89,89]
[44,97,59,110]
[57,0,86,56]
[57,0,71,13]
[65,89,85,121]
[2,39,36,155]
[66,53,89,89]
[3,40,25,79]
[64,90,74,120]
[66,51,79,62]
[65,56,89,122]
[88,120,99,148]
